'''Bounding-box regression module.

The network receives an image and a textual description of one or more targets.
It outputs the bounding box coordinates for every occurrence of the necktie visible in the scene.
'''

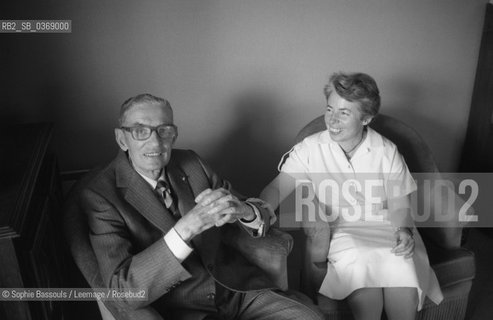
[156,180,178,215]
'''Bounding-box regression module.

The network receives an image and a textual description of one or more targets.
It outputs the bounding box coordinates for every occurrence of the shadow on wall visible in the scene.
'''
[392,110,454,171]
[0,82,57,124]
[206,89,290,196]
[0,77,119,173]
[384,78,457,172]
[203,77,458,197]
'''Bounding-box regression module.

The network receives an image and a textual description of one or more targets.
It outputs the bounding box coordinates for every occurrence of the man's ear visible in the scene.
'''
[115,128,128,151]
[362,116,373,126]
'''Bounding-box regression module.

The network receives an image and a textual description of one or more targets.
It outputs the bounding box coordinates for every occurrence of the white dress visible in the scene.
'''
[280,128,443,310]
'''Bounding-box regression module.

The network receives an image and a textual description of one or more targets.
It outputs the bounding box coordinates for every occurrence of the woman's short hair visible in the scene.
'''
[323,72,381,118]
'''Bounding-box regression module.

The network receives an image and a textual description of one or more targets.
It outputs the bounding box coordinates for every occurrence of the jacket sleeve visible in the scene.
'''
[81,187,192,309]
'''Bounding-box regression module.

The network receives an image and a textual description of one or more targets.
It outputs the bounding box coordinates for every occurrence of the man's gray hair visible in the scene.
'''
[119,93,171,126]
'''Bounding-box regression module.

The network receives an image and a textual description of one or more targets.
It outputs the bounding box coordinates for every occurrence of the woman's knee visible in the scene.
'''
[348,288,383,304]
[383,287,418,306]
[347,288,383,320]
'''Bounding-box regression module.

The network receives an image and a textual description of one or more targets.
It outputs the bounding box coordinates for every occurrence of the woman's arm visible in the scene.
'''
[388,194,415,258]
[259,172,298,210]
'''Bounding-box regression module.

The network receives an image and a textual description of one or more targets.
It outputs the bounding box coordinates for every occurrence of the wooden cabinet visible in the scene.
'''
[0,123,65,320]
[460,3,493,172]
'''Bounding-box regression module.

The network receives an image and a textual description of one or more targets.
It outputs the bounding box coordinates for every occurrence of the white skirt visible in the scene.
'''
[318,221,443,310]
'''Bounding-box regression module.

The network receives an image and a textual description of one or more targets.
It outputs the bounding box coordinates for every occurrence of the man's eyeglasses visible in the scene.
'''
[120,124,178,141]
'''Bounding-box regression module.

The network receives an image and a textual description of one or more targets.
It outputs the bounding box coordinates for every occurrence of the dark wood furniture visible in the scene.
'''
[460,3,493,172]
[460,3,493,238]
[0,123,65,320]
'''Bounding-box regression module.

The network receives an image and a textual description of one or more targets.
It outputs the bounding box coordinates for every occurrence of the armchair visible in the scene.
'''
[288,113,475,320]
[62,170,293,320]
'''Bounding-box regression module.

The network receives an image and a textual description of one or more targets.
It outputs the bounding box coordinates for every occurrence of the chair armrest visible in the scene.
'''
[63,172,104,289]
[427,246,475,289]
[229,227,293,290]
[416,180,470,250]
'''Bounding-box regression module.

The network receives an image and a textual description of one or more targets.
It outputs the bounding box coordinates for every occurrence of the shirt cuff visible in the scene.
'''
[240,202,263,229]
[163,228,193,262]
[240,200,265,234]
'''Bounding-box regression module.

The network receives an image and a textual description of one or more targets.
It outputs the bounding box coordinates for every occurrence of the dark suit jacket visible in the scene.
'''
[81,149,275,317]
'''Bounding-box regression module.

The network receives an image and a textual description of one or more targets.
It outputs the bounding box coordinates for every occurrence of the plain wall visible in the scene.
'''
[0,0,488,195]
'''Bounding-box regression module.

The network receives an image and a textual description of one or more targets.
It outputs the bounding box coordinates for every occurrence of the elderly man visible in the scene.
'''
[81,93,323,320]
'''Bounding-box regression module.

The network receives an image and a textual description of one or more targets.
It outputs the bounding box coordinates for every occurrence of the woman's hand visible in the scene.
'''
[391,228,415,258]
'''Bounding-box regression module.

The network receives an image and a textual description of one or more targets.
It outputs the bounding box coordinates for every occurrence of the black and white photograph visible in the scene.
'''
[1,1,492,319]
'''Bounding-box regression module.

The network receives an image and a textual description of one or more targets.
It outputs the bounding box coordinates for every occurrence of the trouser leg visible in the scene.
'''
[236,289,324,320]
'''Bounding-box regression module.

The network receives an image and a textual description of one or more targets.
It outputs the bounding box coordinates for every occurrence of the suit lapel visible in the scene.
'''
[115,151,176,233]
[166,160,196,217]
[167,151,223,254]
[165,158,208,249]
[114,150,222,264]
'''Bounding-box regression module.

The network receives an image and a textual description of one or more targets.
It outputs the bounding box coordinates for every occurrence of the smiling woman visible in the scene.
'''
[261,72,443,320]
[323,73,379,159]
[325,95,367,158]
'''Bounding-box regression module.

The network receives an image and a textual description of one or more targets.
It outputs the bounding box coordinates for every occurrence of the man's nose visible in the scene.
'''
[147,130,161,145]
[148,130,172,147]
